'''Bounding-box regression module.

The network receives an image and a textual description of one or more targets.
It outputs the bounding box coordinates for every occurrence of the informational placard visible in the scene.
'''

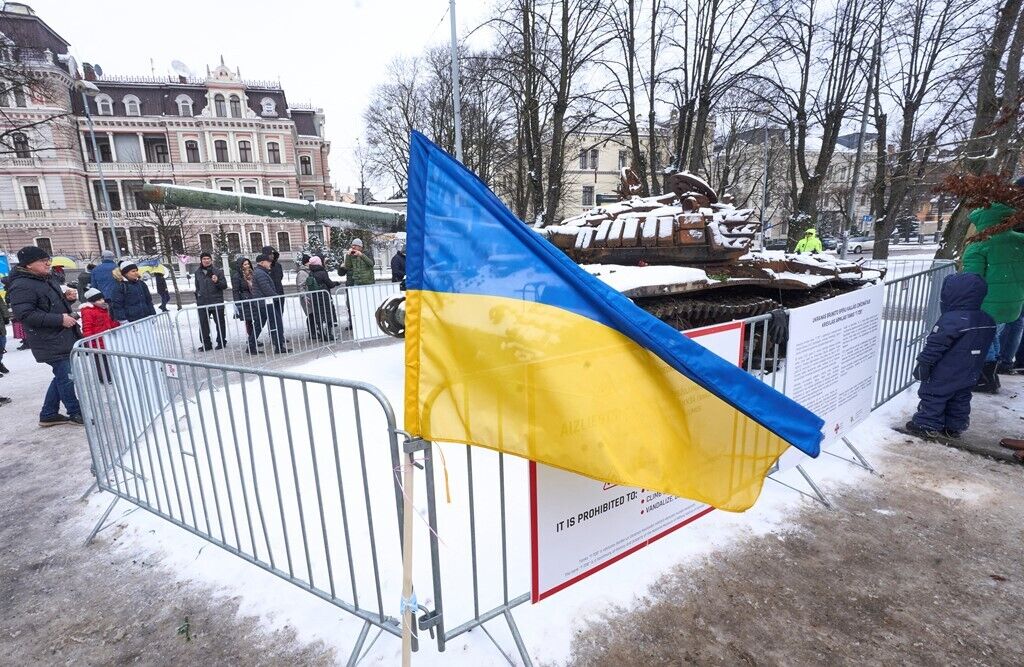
[778,284,884,470]
[529,322,743,602]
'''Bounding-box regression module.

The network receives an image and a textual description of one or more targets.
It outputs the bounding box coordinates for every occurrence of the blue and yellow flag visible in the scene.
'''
[404,132,822,511]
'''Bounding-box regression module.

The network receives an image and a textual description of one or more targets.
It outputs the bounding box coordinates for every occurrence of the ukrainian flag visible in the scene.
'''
[404,132,822,511]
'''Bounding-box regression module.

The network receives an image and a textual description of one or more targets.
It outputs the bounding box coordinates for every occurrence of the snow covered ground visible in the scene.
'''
[78,340,929,665]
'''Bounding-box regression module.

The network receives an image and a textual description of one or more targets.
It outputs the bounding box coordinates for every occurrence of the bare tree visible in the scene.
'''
[0,33,74,159]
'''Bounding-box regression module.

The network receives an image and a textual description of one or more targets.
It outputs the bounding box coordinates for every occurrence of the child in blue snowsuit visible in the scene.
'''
[906,272,996,438]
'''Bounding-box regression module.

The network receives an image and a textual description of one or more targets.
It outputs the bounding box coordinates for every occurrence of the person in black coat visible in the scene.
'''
[154,270,170,312]
[306,256,339,340]
[260,245,285,295]
[906,272,997,439]
[110,260,156,323]
[193,253,228,351]
[77,263,94,297]
[391,246,406,284]
[7,246,83,426]
[247,254,289,354]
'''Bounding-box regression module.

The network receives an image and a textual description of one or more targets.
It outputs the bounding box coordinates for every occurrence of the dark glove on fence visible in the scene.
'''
[913,362,932,382]
[767,308,789,350]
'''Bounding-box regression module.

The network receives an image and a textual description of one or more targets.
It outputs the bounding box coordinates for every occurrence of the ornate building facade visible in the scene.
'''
[0,3,332,259]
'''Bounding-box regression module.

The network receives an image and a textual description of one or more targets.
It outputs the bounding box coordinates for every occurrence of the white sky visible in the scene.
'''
[25,0,495,197]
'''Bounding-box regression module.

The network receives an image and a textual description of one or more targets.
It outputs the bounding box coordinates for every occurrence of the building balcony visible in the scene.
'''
[82,160,296,176]
[0,209,81,222]
[84,161,176,176]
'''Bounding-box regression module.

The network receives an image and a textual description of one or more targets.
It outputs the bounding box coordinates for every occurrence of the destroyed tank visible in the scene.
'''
[536,169,884,330]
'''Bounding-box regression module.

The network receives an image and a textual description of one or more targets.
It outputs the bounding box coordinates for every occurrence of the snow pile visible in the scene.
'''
[582,264,710,291]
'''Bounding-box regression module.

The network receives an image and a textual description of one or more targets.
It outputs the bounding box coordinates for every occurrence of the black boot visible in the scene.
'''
[975,361,1000,394]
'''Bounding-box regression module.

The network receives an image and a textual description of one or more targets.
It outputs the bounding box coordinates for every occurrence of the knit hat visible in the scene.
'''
[255,253,271,264]
[308,255,323,266]
[85,287,104,302]
[17,245,50,265]
[119,260,139,274]
[300,253,311,265]
[101,249,115,260]
[351,238,364,247]
[200,251,212,260]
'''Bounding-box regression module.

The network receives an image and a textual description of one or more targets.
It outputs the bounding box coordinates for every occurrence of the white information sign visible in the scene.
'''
[529,322,743,602]
[778,284,884,470]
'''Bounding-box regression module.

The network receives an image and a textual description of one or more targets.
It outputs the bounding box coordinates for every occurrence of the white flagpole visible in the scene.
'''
[401,452,416,666]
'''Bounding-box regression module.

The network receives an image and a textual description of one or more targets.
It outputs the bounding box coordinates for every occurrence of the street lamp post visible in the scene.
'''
[75,79,120,259]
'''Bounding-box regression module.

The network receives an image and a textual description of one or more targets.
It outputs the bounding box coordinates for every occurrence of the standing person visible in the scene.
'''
[794,228,823,254]
[154,269,171,312]
[231,257,257,342]
[110,260,156,323]
[962,198,1024,392]
[77,263,94,297]
[91,249,118,299]
[79,287,118,383]
[391,244,406,284]
[260,245,285,296]
[904,273,997,439]
[7,246,82,426]
[0,294,10,375]
[193,253,228,351]
[344,238,375,286]
[249,253,290,354]
[306,255,339,340]
[295,253,316,340]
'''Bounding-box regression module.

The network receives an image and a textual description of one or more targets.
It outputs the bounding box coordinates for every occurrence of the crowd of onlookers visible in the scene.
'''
[0,238,408,428]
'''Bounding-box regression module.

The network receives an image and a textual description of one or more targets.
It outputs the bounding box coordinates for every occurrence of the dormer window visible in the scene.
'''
[176,94,193,117]
[123,94,141,116]
[229,95,241,118]
[95,94,113,116]
[214,93,226,117]
[260,97,277,116]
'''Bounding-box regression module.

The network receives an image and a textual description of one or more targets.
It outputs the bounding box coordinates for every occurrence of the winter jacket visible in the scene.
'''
[344,250,375,286]
[0,296,9,336]
[962,203,1024,323]
[194,264,227,305]
[296,265,311,313]
[110,277,156,322]
[251,264,278,299]
[7,267,79,363]
[261,246,285,295]
[232,262,256,302]
[90,259,118,299]
[80,301,119,349]
[154,272,168,295]
[391,251,406,283]
[308,265,339,292]
[794,229,823,254]
[915,272,997,394]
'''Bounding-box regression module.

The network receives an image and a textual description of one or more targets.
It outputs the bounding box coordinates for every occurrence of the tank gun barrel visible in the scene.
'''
[141,183,404,233]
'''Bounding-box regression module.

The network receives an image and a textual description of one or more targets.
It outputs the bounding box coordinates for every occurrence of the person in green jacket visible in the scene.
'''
[794,228,823,253]
[962,200,1024,390]
[343,238,376,286]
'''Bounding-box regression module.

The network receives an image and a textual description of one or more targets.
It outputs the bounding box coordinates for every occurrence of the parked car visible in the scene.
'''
[820,236,838,251]
[763,238,788,251]
[847,236,874,254]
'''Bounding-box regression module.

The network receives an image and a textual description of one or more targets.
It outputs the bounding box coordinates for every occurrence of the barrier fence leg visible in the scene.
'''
[85,495,120,546]
[842,437,877,475]
[79,480,99,502]
[503,609,533,667]
[796,465,833,510]
[346,620,372,667]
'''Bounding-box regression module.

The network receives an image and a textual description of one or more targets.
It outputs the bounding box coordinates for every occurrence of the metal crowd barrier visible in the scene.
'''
[68,259,955,666]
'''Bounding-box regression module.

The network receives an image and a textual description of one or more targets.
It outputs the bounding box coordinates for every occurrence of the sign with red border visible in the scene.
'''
[529,321,744,602]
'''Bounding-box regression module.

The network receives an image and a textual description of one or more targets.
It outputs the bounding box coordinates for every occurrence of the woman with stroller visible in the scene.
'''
[305,256,340,341]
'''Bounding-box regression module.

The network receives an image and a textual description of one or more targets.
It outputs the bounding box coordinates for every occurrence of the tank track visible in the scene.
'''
[640,294,781,330]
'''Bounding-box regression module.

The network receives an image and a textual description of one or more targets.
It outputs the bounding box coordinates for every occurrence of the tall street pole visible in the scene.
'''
[761,119,770,247]
[80,87,120,259]
[842,38,881,259]
[449,0,464,162]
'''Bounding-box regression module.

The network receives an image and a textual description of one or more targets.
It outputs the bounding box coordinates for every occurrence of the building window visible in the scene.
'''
[220,186,234,192]
[260,97,277,116]
[579,150,587,170]
[589,148,599,170]
[248,231,263,251]
[123,95,141,116]
[96,95,113,116]
[12,132,29,158]
[153,144,169,163]
[214,139,228,162]
[300,155,312,175]
[34,237,52,254]
[24,185,42,210]
[618,150,629,170]
[199,233,214,252]
[229,95,242,118]
[271,186,285,197]
[176,95,193,117]
[276,231,291,252]
[242,186,257,194]
[267,141,281,164]
[214,94,226,117]
[582,186,594,207]
[226,232,241,253]
[302,190,315,201]
[185,140,200,163]
[238,140,252,163]
[13,84,26,107]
